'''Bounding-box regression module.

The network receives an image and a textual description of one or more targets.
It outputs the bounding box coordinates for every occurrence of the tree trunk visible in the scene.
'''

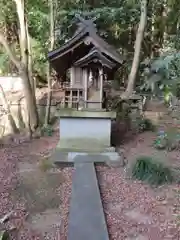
[45,0,55,125]
[26,20,34,93]
[122,0,148,99]
[20,67,38,131]
[25,20,35,137]
[15,0,28,66]
[0,84,19,134]
[0,31,38,132]
[27,103,32,139]
[14,0,39,130]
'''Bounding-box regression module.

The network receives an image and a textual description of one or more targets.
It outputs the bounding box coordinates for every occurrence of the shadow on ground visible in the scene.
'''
[12,161,65,234]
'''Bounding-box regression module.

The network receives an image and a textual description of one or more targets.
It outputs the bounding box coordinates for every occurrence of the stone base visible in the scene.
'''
[52,109,118,167]
[50,143,120,167]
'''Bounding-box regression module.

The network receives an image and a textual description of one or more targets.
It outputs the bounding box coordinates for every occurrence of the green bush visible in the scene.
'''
[41,124,53,137]
[0,231,9,240]
[154,129,180,151]
[132,156,174,186]
[138,118,156,132]
[154,130,167,150]
[131,115,155,133]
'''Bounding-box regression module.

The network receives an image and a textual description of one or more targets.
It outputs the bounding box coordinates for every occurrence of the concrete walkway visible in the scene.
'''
[67,162,109,240]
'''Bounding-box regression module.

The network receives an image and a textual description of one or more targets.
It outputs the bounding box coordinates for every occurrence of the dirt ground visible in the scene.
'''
[0,126,179,239]
[98,132,180,240]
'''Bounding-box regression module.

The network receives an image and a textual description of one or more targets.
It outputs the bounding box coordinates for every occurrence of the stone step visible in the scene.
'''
[67,162,109,240]
[50,146,120,166]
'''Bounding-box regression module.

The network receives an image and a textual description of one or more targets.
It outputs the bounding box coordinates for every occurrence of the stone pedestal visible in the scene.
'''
[51,109,120,165]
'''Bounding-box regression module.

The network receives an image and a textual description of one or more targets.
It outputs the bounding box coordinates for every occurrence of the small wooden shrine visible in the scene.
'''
[48,15,124,109]
[49,19,124,239]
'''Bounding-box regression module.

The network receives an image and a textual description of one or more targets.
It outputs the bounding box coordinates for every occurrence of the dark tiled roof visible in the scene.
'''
[74,47,116,69]
[84,34,124,64]
[48,28,88,60]
[48,17,124,65]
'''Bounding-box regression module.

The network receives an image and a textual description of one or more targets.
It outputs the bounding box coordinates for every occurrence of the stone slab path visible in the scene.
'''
[67,162,109,240]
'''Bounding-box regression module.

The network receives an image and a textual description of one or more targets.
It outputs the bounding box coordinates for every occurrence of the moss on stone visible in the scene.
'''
[56,138,111,152]
[55,109,116,119]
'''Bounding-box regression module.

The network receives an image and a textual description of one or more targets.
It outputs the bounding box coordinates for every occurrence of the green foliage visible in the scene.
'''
[41,124,53,137]
[132,156,174,186]
[154,131,167,150]
[138,118,155,132]
[154,128,180,151]
[107,94,155,133]
[0,0,142,78]
[55,1,141,45]
[0,52,8,74]
[141,52,180,102]
[30,38,48,79]
[106,95,130,118]
[0,230,9,240]
[27,0,49,43]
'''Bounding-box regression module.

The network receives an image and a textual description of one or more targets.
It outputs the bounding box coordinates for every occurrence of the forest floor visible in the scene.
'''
[0,123,179,239]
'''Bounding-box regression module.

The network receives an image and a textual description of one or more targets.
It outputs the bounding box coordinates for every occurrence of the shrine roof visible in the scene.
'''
[47,16,124,74]
[74,47,116,69]
[48,28,88,60]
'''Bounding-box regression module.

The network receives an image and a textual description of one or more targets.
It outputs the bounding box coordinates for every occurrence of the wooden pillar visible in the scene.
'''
[84,68,88,108]
[89,69,93,86]
[70,90,72,108]
[70,67,75,87]
[77,89,80,107]
[99,68,103,109]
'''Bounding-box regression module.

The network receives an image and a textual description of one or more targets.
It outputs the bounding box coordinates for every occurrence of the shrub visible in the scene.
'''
[166,128,180,151]
[154,128,180,151]
[138,118,156,132]
[131,114,155,133]
[41,124,53,136]
[132,156,174,186]
[0,230,9,240]
[154,130,167,150]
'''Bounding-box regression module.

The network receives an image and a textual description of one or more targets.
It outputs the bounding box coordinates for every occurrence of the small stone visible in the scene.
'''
[156,195,165,201]
[106,150,126,168]
[161,200,168,205]
[106,159,124,168]
[9,224,16,231]
[0,211,14,224]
